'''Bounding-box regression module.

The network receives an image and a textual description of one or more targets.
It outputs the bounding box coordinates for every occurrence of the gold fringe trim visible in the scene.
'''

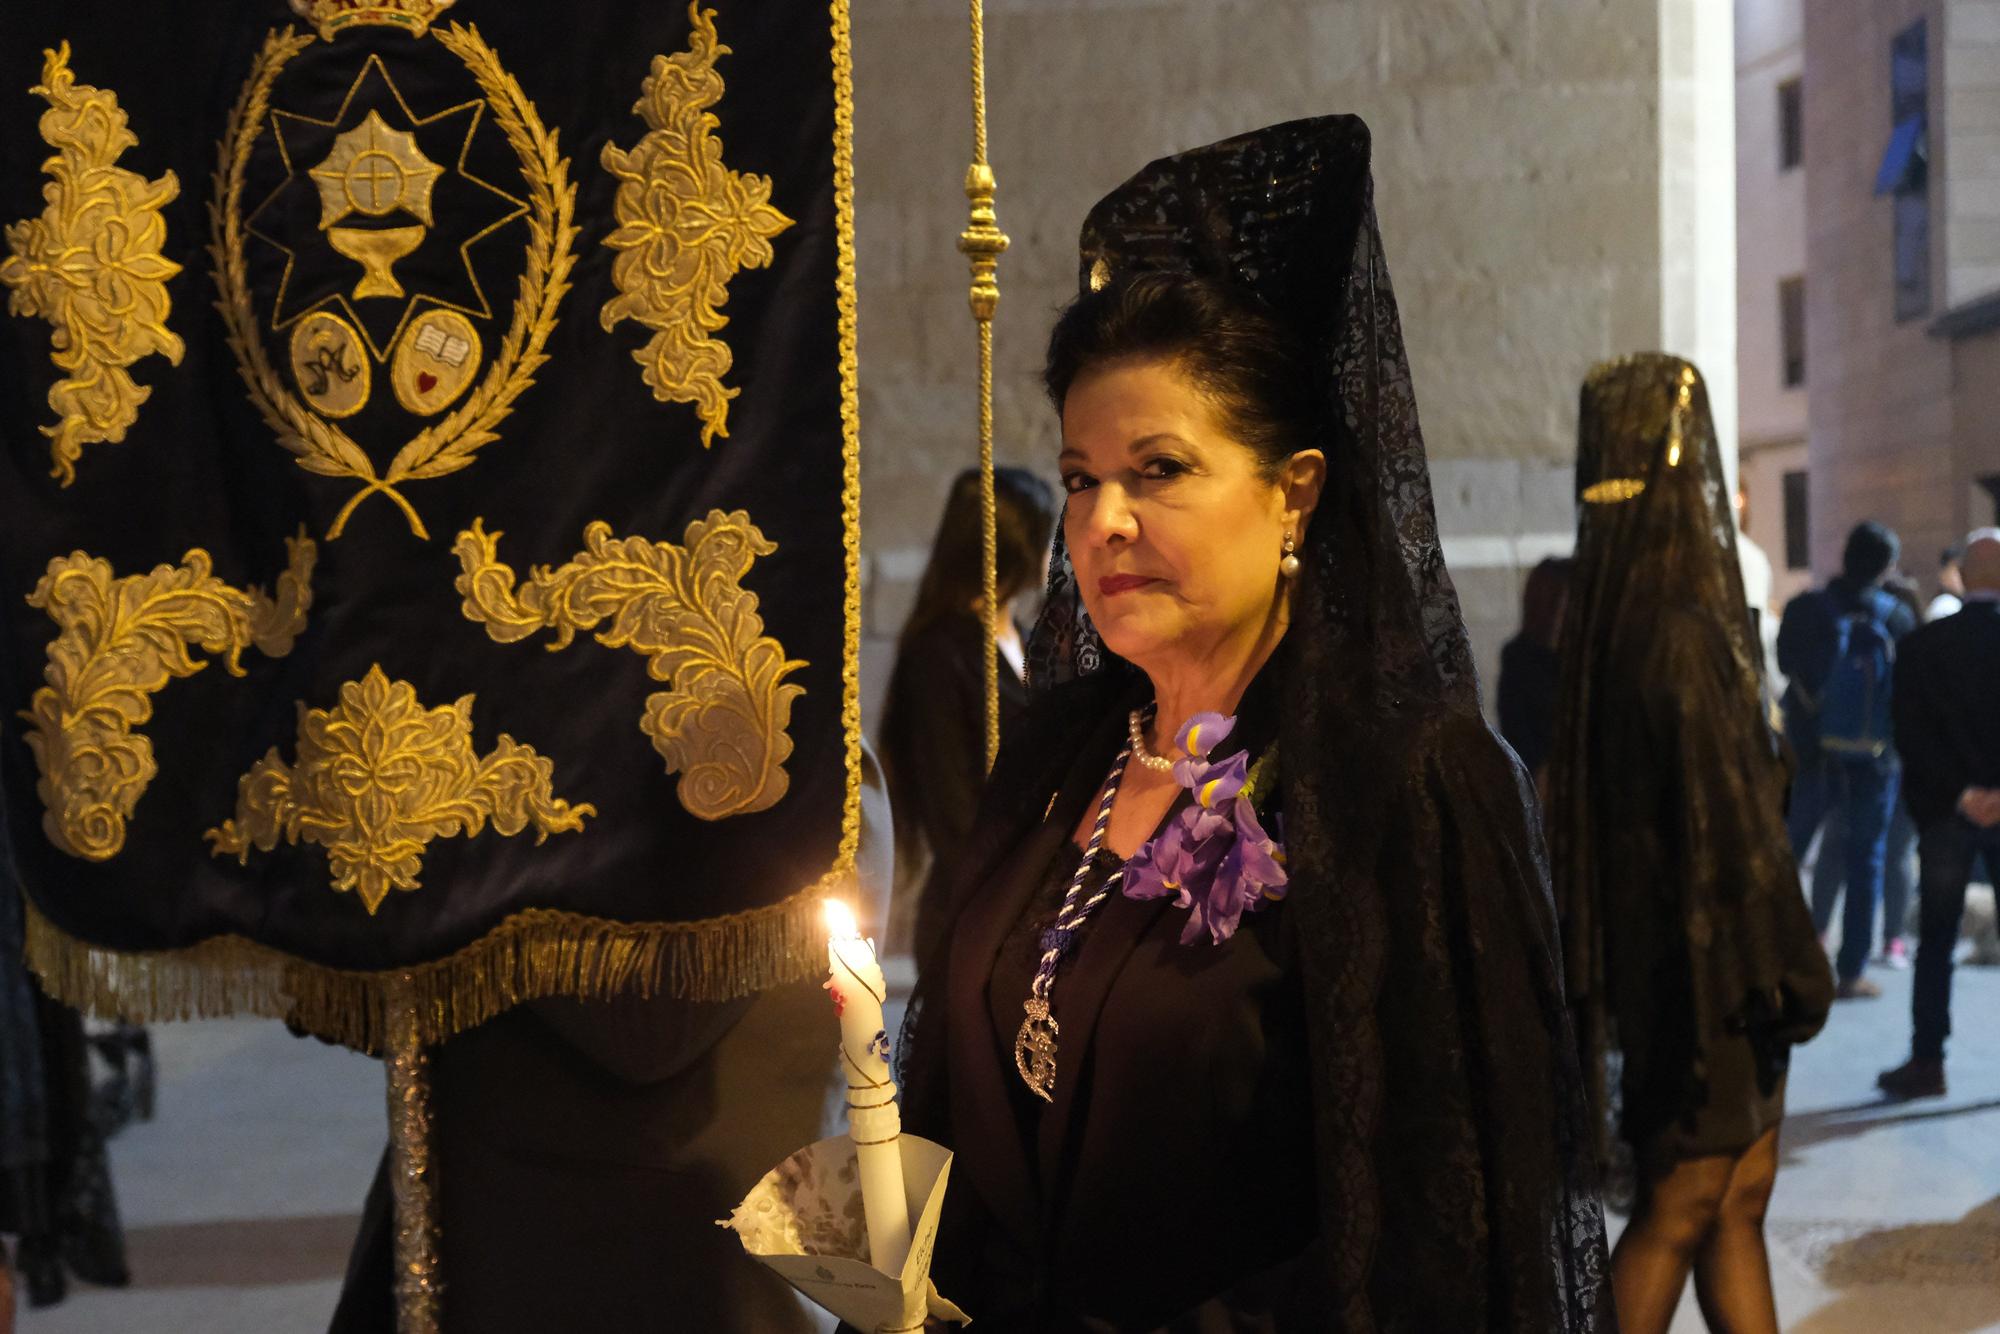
[24,872,842,1054]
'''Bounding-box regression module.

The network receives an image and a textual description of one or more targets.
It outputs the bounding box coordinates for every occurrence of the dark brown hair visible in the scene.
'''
[898,466,1058,650]
[1043,271,1315,478]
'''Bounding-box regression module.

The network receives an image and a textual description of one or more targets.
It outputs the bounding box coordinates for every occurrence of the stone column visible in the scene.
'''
[1660,0,1741,493]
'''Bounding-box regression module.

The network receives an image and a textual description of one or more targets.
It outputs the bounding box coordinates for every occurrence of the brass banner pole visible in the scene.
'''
[960,0,1010,772]
[385,974,442,1334]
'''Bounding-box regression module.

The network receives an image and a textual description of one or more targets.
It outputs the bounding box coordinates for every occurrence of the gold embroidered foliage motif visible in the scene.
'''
[599,4,793,447]
[1,43,185,487]
[23,536,317,862]
[207,666,594,915]
[211,24,578,539]
[452,511,803,821]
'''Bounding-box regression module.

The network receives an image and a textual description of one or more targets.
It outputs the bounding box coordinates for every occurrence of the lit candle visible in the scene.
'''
[824,898,912,1277]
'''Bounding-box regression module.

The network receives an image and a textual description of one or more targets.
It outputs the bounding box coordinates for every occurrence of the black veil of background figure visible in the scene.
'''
[1548,354,1833,1334]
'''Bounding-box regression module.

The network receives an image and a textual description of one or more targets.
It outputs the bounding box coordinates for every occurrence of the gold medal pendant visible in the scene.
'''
[1014,729,1142,1106]
[1014,997,1059,1103]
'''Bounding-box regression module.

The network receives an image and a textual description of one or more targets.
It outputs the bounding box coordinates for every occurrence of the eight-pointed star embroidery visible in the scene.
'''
[246,51,527,364]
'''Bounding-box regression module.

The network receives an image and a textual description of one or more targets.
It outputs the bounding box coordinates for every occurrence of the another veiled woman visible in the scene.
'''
[1498,555,1573,792]
[892,118,1612,1332]
[880,466,1058,963]
[1547,356,1832,1334]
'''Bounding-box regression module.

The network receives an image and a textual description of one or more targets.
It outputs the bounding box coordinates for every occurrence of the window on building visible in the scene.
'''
[1779,276,1806,387]
[1894,192,1931,320]
[1882,20,1930,321]
[1778,78,1803,171]
[1782,470,1810,572]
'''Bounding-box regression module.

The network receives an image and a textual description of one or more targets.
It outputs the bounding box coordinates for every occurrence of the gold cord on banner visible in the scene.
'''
[385,974,442,1334]
[832,0,864,887]
[960,0,1009,772]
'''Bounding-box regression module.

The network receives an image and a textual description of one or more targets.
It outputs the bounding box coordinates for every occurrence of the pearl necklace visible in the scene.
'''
[1127,707,1174,773]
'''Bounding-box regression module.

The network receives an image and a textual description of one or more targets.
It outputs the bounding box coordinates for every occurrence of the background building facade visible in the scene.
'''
[1737,0,1813,615]
[1802,0,2000,594]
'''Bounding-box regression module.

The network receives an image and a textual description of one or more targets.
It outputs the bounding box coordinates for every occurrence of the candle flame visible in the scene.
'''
[823,897,859,940]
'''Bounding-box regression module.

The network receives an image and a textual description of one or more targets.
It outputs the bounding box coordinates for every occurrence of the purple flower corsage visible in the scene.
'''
[1122,712,1287,945]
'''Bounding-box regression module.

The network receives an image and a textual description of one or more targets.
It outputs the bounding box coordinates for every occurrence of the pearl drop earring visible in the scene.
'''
[1280,532,1300,579]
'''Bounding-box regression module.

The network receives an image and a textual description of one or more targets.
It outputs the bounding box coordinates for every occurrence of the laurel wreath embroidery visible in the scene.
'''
[22,534,316,862]
[209,23,579,540]
[1,42,185,487]
[451,511,805,821]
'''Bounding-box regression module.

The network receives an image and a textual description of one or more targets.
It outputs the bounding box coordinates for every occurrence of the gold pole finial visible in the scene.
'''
[960,163,1009,323]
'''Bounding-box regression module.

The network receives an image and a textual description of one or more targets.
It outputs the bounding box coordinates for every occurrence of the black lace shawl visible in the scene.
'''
[1546,356,1832,1162]
[901,117,1612,1332]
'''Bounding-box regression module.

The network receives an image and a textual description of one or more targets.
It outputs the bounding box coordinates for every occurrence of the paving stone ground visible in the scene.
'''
[16,961,2000,1332]
[1624,962,2000,1333]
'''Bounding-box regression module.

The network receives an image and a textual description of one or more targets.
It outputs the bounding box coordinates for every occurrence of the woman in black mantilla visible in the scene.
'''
[1547,356,1832,1334]
[889,118,1613,1332]
[880,466,1058,964]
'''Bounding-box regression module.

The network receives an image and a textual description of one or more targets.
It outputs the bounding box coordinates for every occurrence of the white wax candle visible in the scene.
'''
[824,898,913,1278]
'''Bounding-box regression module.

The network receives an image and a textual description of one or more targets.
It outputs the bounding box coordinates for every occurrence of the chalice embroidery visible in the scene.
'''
[309,109,444,299]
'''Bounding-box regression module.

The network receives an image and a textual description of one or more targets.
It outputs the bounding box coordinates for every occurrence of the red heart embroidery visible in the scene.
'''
[416,371,438,393]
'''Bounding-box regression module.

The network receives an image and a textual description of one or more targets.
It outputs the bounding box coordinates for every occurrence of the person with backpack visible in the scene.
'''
[1799,572,1928,972]
[1777,521,1920,998]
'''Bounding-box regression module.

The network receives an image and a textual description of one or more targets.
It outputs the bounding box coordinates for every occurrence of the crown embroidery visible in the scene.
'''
[288,0,456,40]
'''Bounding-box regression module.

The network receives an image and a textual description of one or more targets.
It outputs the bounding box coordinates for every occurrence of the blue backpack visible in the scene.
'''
[1818,588,1897,757]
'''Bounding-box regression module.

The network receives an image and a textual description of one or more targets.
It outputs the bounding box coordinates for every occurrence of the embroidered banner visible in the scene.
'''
[0,0,858,1050]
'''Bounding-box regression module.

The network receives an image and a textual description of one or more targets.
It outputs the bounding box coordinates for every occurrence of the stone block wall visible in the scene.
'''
[853,0,1715,727]
[1945,0,2000,307]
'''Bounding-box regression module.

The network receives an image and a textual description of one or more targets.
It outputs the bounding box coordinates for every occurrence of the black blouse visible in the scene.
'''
[880,611,1030,962]
[985,842,1118,1163]
[1497,635,1560,777]
[935,696,1322,1331]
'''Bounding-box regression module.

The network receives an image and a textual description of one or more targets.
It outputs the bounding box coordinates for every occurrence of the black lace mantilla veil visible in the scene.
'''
[900,117,1613,1330]
[1548,356,1830,1170]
